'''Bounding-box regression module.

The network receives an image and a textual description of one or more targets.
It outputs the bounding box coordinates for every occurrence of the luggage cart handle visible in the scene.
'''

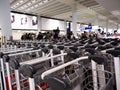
[9,48,41,57]
[20,53,67,65]
[41,54,108,80]
[41,56,89,80]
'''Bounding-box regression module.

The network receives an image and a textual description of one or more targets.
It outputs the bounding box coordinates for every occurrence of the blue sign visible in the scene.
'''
[85,26,92,30]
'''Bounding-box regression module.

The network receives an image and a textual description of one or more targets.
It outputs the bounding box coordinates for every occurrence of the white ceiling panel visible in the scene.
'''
[10,0,120,27]
[29,0,60,13]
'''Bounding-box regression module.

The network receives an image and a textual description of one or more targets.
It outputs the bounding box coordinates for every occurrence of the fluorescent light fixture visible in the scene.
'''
[32,0,36,3]
[17,8,21,10]
[24,5,28,8]
[34,4,38,7]
[13,5,17,8]
[38,2,42,5]
[24,0,51,11]
[27,2,32,6]
[26,8,30,11]
[31,6,34,9]
[16,2,20,6]
[19,0,24,3]
[11,6,14,8]
[12,0,25,9]
[43,0,48,3]
[111,10,120,16]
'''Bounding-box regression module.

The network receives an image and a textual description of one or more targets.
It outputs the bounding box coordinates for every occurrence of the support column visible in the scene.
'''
[64,20,67,34]
[112,23,115,34]
[37,15,42,32]
[106,19,109,37]
[116,24,119,31]
[66,21,71,34]
[118,24,120,33]
[94,14,99,33]
[0,0,12,40]
[94,14,99,26]
[72,3,77,37]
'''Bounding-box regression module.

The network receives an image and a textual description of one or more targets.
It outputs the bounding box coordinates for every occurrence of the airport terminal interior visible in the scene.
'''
[0,0,120,90]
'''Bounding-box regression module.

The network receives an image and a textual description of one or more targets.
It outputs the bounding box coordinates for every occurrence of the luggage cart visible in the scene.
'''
[78,66,113,90]
[20,52,67,90]
[106,50,120,90]
[2,48,48,90]
[0,47,34,90]
[41,55,114,90]
[2,45,66,90]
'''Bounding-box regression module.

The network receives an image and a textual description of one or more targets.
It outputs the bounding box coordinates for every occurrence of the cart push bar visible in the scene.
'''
[22,52,67,90]
[0,47,33,90]
[0,48,42,90]
[41,54,107,90]
[3,51,67,90]
[1,44,64,90]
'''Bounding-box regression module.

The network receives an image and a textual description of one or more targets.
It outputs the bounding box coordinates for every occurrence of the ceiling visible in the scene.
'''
[94,0,120,23]
[10,0,120,28]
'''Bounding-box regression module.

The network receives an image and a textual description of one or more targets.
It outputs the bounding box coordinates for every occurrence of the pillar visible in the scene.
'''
[116,24,119,31]
[37,15,42,32]
[64,20,67,34]
[112,23,115,34]
[106,19,109,37]
[94,14,99,26]
[72,3,77,37]
[117,24,120,34]
[66,21,71,34]
[0,0,12,40]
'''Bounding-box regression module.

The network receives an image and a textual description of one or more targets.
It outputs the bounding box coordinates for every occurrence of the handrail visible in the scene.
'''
[20,53,67,65]
[41,56,88,80]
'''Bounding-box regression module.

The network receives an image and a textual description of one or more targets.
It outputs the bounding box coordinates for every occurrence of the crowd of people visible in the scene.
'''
[21,29,118,40]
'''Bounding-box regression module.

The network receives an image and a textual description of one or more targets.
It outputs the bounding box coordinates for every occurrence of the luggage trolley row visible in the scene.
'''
[0,41,38,90]
[1,38,120,90]
[0,46,40,90]
[39,38,120,90]
[20,40,113,90]
[0,38,107,89]
[42,38,120,90]
[0,42,67,90]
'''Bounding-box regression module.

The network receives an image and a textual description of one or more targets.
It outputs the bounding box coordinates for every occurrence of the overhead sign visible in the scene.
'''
[85,26,92,30]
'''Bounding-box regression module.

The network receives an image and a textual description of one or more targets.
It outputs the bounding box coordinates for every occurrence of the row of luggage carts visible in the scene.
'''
[0,38,120,90]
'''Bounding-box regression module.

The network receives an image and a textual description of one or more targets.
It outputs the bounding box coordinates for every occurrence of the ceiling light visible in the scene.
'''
[27,2,32,6]
[17,8,21,10]
[11,6,14,8]
[19,7,22,9]
[43,0,48,3]
[24,5,27,8]
[19,0,24,3]
[111,10,120,16]
[31,6,34,9]
[38,2,42,5]
[35,4,38,7]
[13,5,17,8]
[16,2,20,6]
[32,0,36,3]
[26,8,30,11]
